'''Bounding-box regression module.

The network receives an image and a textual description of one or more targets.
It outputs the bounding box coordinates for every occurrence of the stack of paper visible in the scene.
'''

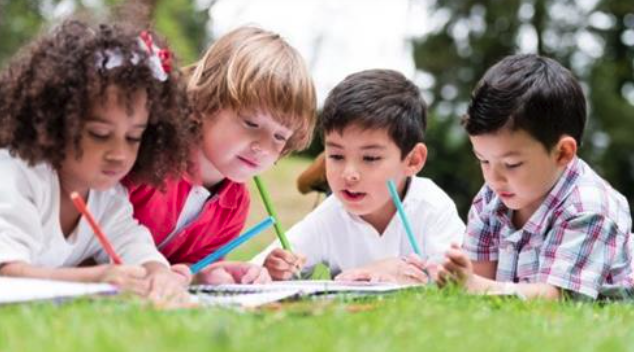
[0,277,117,304]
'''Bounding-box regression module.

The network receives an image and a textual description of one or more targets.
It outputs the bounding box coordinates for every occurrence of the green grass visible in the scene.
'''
[2,290,634,352]
[2,156,634,352]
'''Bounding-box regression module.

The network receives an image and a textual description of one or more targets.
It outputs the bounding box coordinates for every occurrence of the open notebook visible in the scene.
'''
[189,280,421,308]
[0,277,117,304]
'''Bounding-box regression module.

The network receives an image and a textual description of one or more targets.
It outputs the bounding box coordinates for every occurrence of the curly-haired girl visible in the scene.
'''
[0,19,192,303]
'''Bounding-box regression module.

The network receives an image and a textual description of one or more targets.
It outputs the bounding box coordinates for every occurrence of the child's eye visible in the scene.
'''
[478,159,489,165]
[244,119,259,128]
[126,136,143,144]
[88,131,109,141]
[328,154,344,161]
[273,134,288,143]
[363,156,382,162]
[505,162,523,169]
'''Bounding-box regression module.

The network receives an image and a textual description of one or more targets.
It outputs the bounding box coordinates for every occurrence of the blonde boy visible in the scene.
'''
[124,27,317,284]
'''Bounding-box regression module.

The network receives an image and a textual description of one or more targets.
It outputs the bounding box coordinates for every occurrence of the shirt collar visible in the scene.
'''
[185,151,241,210]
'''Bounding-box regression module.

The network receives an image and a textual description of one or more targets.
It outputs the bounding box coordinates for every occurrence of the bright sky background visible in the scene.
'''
[205,0,430,106]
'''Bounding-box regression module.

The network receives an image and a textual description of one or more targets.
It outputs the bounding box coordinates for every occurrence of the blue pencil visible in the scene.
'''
[387,179,422,256]
[190,216,275,274]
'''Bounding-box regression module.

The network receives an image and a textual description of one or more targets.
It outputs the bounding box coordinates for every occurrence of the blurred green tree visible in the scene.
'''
[413,0,634,217]
[0,0,209,68]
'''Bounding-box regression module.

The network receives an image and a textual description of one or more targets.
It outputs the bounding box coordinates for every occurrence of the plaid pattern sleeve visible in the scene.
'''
[463,186,500,262]
[537,213,625,299]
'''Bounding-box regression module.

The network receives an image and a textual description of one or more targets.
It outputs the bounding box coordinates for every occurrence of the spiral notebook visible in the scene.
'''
[189,280,420,307]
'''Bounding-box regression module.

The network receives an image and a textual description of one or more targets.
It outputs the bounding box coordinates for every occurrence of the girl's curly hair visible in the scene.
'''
[0,19,192,187]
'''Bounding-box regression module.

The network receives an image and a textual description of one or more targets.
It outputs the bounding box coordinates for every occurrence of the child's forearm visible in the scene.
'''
[469,274,562,300]
[0,261,108,283]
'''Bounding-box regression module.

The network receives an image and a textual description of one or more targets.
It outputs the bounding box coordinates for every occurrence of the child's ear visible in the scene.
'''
[554,136,577,167]
[404,143,427,176]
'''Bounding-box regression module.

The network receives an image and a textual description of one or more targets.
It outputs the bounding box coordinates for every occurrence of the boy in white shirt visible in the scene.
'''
[253,69,465,283]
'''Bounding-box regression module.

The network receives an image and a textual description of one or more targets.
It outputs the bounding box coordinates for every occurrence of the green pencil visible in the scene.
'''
[253,175,292,250]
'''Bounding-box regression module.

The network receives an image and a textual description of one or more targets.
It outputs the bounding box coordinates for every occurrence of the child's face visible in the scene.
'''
[198,108,293,185]
[59,86,148,194]
[325,125,424,223]
[470,128,567,221]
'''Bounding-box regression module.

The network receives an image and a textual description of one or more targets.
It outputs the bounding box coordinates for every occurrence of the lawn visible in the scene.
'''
[1,156,634,352]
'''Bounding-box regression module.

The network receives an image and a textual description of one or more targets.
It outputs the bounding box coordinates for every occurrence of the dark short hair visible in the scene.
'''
[320,69,427,158]
[463,54,586,150]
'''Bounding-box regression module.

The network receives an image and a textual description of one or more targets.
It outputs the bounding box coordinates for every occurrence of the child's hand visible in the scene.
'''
[335,256,430,284]
[334,269,395,283]
[437,243,476,288]
[99,264,150,296]
[196,261,272,284]
[263,248,306,280]
[144,263,192,308]
[170,263,193,285]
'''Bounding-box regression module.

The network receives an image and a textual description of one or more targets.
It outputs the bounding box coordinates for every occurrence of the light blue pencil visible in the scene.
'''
[387,179,422,256]
[190,216,275,274]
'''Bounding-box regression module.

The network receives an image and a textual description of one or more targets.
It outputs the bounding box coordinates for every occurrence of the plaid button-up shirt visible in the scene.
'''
[464,157,634,299]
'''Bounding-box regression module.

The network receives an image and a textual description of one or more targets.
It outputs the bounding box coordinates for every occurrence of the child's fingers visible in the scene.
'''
[435,267,451,287]
[198,267,235,285]
[239,266,257,284]
[266,256,295,273]
[119,265,148,279]
[115,277,151,296]
[170,264,192,285]
[271,248,298,263]
[294,253,307,271]
[271,269,294,281]
[335,270,371,282]
[445,248,469,266]
[240,265,266,284]
[442,260,468,283]
[403,265,429,283]
[369,273,393,283]
[425,262,441,282]
[402,254,426,271]
[147,277,170,302]
[149,284,190,308]
[103,265,150,294]
[252,268,272,284]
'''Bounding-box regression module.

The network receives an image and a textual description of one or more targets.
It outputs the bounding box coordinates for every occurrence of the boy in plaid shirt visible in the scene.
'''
[437,54,634,300]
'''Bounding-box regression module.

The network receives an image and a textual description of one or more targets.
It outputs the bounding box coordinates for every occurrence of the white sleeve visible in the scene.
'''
[421,199,466,262]
[94,186,168,266]
[0,161,45,265]
[251,206,328,273]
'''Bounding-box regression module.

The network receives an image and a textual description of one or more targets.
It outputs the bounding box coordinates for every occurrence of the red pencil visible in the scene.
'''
[70,192,123,265]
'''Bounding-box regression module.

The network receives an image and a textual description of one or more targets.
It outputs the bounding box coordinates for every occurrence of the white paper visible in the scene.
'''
[189,280,420,307]
[0,277,117,304]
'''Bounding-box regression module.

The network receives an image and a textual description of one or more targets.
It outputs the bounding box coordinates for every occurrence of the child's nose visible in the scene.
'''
[488,164,506,184]
[250,140,269,156]
[251,135,278,155]
[105,139,129,162]
[342,164,360,183]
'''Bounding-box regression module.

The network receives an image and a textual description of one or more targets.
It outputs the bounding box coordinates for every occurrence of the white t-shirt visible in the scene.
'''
[252,176,465,276]
[0,150,168,268]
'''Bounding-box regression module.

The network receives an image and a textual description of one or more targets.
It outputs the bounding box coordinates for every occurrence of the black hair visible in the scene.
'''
[463,54,586,150]
[320,69,427,158]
